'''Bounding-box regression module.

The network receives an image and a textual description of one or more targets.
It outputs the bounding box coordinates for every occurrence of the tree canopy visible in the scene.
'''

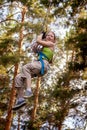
[0,0,87,130]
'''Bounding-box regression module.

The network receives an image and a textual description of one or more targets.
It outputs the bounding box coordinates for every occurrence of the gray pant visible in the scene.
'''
[15,60,49,88]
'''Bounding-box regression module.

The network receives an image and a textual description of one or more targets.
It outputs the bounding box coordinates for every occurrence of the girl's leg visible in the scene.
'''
[22,60,49,92]
[13,60,49,110]
[22,61,41,98]
[22,61,41,86]
[13,74,26,110]
[17,87,24,99]
[15,73,25,99]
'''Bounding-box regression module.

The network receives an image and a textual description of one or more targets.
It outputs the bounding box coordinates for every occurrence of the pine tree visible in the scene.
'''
[0,0,54,129]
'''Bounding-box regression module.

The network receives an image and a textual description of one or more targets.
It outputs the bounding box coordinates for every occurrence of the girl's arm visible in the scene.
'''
[36,35,54,47]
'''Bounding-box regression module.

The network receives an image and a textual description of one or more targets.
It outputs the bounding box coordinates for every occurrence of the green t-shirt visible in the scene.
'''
[42,47,53,61]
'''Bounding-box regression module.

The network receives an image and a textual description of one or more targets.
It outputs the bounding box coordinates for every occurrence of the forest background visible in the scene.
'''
[0,0,87,130]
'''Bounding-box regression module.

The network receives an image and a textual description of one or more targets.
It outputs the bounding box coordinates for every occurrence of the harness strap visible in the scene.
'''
[38,52,49,75]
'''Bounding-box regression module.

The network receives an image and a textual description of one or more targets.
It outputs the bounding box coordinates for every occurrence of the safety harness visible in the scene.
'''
[38,51,49,75]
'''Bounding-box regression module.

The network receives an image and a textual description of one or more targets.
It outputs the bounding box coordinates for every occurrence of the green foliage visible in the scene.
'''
[76,33,87,47]
[0,102,7,111]
[0,0,6,4]
[65,17,87,71]
[68,62,85,71]
[0,118,6,130]
[53,87,76,100]
[27,120,39,130]
[7,0,14,2]
[78,18,87,29]
[70,102,79,108]
[19,0,28,5]
[40,0,51,7]
[0,53,20,66]
[71,0,81,8]
[69,0,86,16]
[0,0,87,129]
[40,0,66,7]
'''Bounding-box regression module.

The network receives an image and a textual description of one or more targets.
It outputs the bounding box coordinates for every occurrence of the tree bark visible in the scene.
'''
[31,76,41,121]
[5,5,26,130]
[5,64,18,130]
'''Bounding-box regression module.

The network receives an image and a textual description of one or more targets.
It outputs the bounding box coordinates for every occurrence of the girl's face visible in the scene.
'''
[46,32,55,42]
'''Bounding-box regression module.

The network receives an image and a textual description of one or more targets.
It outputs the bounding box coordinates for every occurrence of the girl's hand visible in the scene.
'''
[37,34,43,41]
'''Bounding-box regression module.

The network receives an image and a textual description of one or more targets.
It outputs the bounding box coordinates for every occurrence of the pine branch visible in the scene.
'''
[6,11,21,19]
[0,18,19,23]
[23,32,33,38]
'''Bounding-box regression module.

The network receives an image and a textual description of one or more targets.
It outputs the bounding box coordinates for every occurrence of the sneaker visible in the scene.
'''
[24,90,33,98]
[12,99,26,110]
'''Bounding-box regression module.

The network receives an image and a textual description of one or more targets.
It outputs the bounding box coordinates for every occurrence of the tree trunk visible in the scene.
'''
[31,76,41,121]
[5,6,26,130]
[5,64,18,130]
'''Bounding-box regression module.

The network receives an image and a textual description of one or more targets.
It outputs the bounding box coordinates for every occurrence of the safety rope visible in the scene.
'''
[42,0,53,33]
